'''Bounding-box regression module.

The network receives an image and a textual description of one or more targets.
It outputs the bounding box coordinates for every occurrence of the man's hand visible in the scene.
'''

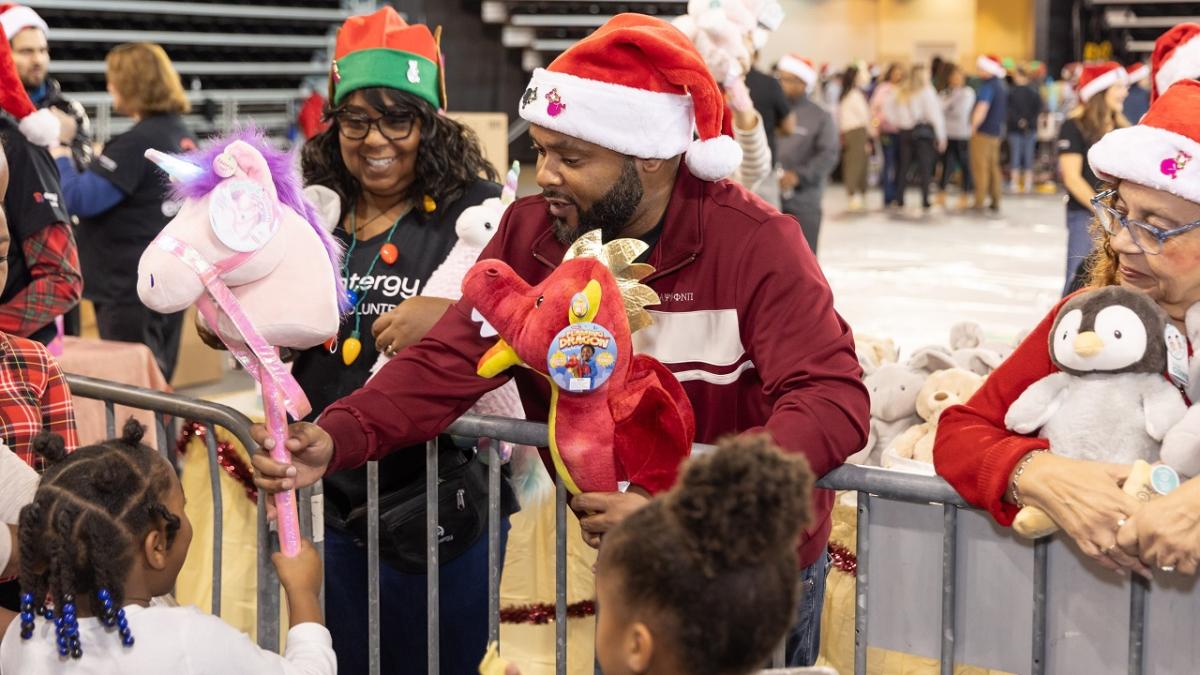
[49,107,77,145]
[250,422,334,498]
[780,170,801,192]
[570,487,651,548]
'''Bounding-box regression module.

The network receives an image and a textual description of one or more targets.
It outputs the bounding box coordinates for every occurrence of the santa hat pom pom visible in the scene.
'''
[18,108,59,148]
[685,134,742,181]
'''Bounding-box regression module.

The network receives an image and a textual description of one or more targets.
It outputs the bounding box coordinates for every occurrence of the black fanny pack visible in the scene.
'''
[333,445,490,574]
[913,122,936,142]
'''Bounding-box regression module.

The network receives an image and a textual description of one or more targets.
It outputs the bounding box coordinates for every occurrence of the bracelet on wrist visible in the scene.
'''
[1009,450,1046,509]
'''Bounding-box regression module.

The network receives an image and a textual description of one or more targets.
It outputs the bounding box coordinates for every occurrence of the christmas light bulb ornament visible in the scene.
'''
[380,243,399,265]
[342,333,362,366]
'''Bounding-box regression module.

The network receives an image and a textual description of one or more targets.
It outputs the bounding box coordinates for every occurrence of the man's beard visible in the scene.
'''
[550,159,644,244]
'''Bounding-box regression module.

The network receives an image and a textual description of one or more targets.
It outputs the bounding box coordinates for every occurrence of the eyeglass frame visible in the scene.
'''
[1090,188,1200,255]
[331,108,417,142]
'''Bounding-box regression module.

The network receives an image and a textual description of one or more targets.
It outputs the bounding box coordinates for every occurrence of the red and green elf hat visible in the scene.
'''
[332,7,444,109]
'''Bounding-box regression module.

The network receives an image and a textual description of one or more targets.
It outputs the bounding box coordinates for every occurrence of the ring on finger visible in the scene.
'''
[1161,565,1176,573]
[1117,518,1127,528]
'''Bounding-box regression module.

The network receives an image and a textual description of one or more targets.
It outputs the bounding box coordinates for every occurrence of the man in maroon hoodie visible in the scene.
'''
[252,13,868,667]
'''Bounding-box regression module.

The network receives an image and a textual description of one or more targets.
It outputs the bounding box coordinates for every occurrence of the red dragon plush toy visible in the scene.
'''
[462,231,695,495]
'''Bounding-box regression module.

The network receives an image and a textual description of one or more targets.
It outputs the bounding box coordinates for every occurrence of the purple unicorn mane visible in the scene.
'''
[167,126,350,313]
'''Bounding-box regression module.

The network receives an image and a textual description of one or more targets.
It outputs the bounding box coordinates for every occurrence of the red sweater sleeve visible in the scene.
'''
[738,215,870,477]
[318,213,516,474]
[933,297,1070,525]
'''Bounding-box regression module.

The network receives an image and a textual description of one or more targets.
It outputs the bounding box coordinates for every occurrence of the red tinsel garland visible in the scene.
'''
[177,421,258,503]
[828,542,857,577]
[500,600,595,625]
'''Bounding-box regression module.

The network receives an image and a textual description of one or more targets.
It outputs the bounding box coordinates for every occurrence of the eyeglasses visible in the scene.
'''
[333,110,416,141]
[1091,189,1200,255]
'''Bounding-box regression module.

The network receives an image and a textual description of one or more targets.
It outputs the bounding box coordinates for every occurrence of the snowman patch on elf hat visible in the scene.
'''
[1151,23,1200,103]
[1077,61,1128,103]
[517,13,742,182]
[1089,80,1200,202]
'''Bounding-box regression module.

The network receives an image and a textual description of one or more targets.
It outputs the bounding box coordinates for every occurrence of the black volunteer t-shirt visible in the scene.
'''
[746,68,792,161]
[1057,118,1101,211]
[76,113,195,304]
[291,179,500,516]
[0,119,72,344]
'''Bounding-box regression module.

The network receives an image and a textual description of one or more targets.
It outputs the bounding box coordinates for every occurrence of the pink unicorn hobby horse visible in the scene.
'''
[136,130,347,556]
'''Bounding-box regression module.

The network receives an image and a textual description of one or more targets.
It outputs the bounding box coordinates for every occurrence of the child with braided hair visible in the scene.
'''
[0,420,335,674]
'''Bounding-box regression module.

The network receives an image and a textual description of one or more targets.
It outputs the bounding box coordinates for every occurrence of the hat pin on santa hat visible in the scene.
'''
[0,20,57,147]
[1152,23,1200,102]
[1089,80,1200,204]
[1077,61,1128,103]
[517,13,741,182]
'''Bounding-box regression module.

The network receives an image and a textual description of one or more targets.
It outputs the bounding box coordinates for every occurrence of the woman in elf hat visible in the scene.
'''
[1057,61,1129,295]
[934,80,1200,578]
[289,7,511,675]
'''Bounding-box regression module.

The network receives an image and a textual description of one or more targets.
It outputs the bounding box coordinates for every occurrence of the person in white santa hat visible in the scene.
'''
[1150,23,1200,103]
[935,79,1200,580]
[969,54,1009,213]
[1123,61,1151,123]
[246,13,868,671]
[1057,61,1129,295]
[775,53,838,253]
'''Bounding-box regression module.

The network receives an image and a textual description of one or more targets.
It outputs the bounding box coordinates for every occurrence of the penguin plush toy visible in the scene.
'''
[1005,286,1188,465]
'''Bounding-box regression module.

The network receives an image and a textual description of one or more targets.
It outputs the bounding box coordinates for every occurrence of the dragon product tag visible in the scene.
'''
[209,178,279,252]
[547,322,618,393]
[1165,324,1189,389]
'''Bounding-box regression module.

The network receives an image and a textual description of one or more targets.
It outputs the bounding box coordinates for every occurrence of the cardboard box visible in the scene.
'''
[448,111,509,178]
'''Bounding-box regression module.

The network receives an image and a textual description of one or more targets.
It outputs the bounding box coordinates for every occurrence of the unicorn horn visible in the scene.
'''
[500,160,520,205]
[144,148,204,183]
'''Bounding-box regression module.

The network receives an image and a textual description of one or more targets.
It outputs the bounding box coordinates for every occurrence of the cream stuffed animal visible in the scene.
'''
[1158,301,1200,476]
[890,367,985,465]
[851,348,956,465]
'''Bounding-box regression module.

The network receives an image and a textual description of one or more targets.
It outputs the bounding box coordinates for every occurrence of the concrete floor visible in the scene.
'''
[818,187,1070,356]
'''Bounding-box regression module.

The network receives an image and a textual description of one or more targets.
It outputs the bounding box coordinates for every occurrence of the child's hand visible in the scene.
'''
[271,538,322,596]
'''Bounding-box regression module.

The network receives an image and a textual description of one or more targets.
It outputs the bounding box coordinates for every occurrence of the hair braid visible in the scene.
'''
[15,420,179,659]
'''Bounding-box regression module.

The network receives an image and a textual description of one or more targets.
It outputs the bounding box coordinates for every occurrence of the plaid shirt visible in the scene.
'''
[0,222,82,338]
[0,332,77,467]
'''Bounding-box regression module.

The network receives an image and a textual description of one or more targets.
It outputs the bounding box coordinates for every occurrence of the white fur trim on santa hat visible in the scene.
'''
[1079,67,1127,103]
[977,55,1006,79]
[686,134,742,181]
[1127,63,1150,83]
[778,54,817,89]
[519,68,694,162]
[1089,124,1200,204]
[1156,33,1200,99]
[18,107,58,147]
[0,6,47,40]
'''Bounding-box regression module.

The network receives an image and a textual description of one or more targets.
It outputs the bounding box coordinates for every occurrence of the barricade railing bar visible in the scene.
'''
[62,377,1153,675]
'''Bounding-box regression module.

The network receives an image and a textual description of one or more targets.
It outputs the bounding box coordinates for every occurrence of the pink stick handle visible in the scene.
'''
[264,379,302,557]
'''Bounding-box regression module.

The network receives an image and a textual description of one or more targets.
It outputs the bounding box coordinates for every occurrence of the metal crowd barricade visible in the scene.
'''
[63,374,303,651]
[61,376,1157,674]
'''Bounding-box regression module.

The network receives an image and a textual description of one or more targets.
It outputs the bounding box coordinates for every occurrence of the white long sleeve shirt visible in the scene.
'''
[1,605,335,675]
[837,88,872,133]
[885,86,947,145]
[0,442,38,574]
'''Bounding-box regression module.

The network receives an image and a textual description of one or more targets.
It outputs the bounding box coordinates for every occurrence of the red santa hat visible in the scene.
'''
[1152,23,1200,102]
[0,24,56,146]
[0,4,46,40]
[977,54,1007,79]
[1077,61,1127,103]
[1089,80,1200,205]
[1126,62,1150,84]
[778,54,818,89]
[518,13,740,182]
